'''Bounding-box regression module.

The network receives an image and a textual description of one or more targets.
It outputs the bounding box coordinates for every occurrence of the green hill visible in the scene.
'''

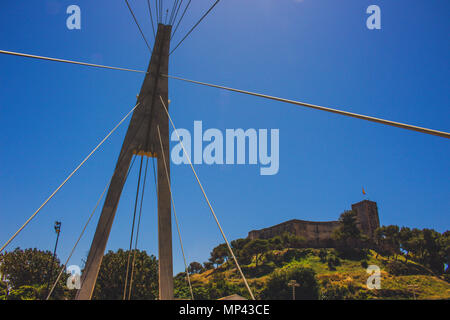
[176,214,449,300]
[176,247,450,300]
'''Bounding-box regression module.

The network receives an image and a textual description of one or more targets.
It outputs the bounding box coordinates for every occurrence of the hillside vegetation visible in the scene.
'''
[175,211,449,300]
[1,211,448,300]
[178,247,450,300]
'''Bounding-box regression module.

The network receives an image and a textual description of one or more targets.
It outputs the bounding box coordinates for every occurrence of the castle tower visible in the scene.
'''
[351,200,380,239]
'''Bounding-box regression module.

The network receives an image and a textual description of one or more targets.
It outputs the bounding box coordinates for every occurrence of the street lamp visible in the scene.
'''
[54,221,61,234]
[288,280,300,300]
[407,284,419,300]
[46,221,62,296]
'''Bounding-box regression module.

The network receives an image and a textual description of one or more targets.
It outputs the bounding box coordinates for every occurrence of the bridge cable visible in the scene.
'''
[125,0,152,52]
[147,0,156,40]
[159,0,163,24]
[2,48,445,139]
[46,156,138,300]
[171,0,191,40]
[169,0,179,26]
[152,156,157,192]
[0,45,447,139]
[0,102,141,254]
[0,49,147,74]
[170,0,221,55]
[123,155,145,300]
[127,70,162,298]
[171,0,184,28]
[127,156,150,300]
[158,96,256,300]
[155,0,160,23]
[77,101,155,299]
[163,74,450,139]
[156,125,195,300]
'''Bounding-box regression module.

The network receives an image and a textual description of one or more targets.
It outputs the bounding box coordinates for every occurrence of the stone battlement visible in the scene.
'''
[248,200,380,247]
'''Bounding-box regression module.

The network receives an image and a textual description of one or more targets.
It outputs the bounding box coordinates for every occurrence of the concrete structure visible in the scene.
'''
[76,24,173,300]
[248,200,380,246]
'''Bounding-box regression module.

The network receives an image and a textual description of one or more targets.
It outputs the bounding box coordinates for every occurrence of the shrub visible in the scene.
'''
[262,267,319,300]
[336,247,369,261]
[385,261,430,276]
[326,255,341,271]
[242,263,275,278]
[5,285,45,300]
[319,249,328,263]
[319,280,356,300]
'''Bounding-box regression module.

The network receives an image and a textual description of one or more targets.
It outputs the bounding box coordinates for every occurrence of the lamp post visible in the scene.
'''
[288,280,300,300]
[407,284,419,300]
[46,221,61,296]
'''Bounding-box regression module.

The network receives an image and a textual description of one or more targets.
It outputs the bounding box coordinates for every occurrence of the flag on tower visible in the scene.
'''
[362,187,366,195]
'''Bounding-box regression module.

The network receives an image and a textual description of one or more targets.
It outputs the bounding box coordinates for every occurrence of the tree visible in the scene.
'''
[92,249,158,300]
[262,267,319,300]
[399,227,413,263]
[386,227,448,274]
[203,261,214,270]
[374,225,400,260]
[384,225,401,260]
[408,228,426,260]
[208,255,223,269]
[440,231,450,274]
[268,236,283,250]
[332,210,369,259]
[279,232,306,249]
[213,244,230,264]
[188,262,203,274]
[204,275,246,300]
[333,210,362,246]
[231,238,251,252]
[173,271,197,300]
[422,228,444,273]
[0,248,67,300]
[242,239,269,267]
[5,285,44,300]
[373,227,384,258]
[208,243,231,268]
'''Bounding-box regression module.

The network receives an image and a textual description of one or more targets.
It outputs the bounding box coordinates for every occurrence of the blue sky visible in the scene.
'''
[0,0,449,275]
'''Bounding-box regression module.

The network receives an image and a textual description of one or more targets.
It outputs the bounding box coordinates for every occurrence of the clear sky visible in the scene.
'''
[0,0,449,275]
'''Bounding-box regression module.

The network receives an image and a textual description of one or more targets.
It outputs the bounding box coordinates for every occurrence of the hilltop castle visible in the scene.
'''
[248,200,380,247]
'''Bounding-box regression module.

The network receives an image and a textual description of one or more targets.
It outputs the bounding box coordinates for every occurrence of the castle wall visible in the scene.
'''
[247,200,380,247]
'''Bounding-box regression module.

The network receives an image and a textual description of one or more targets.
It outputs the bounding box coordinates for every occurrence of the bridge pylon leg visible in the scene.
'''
[75,24,173,300]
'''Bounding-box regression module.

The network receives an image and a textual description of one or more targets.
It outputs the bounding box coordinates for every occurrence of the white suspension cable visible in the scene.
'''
[47,154,138,300]
[127,157,149,300]
[124,0,152,52]
[163,74,450,139]
[156,125,194,300]
[159,96,256,300]
[0,102,141,254]
[0,50,147,74]
[2,48,446,139]
[46,178,111,300]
